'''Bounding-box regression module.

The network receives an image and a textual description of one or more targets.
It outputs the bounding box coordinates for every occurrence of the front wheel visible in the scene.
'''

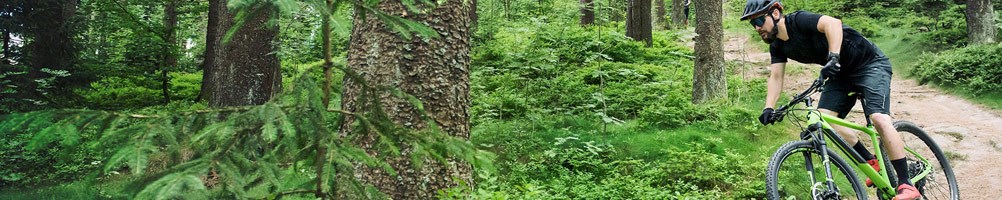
[890,121,960,199]
[766,140,867,200]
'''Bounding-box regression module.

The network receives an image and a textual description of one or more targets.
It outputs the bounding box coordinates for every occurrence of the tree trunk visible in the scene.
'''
[2,30,8,65]
[470,0,478,29]
[322,0,334,108]
[692,0,726,104]
[609,0,625,22]
[199,0,222,102]
[966,0,996,44]
[207,3,282,107]
[26,0,79,93]
[162,0,178,105]
[670,0,685,29]
[340,0,473,198]
[502,0,511,20]
[626,0,652,47]
[580,0,595,26]
[655,0,667,30]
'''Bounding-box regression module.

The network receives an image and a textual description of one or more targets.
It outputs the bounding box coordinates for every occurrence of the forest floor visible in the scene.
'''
[713,29,1002,198]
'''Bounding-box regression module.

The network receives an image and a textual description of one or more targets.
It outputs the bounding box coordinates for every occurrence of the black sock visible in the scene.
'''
[853,142,875,160]
[892,158,912,186]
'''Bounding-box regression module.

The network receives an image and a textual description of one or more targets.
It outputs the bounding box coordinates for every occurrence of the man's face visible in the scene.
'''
[750,12,778,43]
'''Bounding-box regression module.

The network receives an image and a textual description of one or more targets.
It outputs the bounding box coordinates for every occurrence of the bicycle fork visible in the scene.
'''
[801,122,841,199]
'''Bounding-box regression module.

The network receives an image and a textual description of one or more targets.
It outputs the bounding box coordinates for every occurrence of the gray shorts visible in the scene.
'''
[818,57,893,119]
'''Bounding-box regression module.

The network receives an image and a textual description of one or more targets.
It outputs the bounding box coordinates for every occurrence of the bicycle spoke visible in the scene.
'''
[767,141,865,200]
[892,121,959,200]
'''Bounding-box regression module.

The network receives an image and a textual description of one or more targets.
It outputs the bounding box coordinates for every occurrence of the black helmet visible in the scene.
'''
[740,0,783,20]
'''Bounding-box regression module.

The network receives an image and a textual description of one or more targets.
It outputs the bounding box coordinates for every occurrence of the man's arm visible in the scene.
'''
[817,16,843,54]
[765,63,786,109]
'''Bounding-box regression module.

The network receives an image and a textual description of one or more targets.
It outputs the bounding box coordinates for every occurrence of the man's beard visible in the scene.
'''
[761,25,779,44]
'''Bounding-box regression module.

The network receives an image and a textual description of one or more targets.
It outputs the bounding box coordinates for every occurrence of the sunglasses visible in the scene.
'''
[750,15,766,27]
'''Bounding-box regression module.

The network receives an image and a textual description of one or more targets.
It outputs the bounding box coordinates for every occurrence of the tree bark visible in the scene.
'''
[2,30,8,65]
[199,0,222,102]
[670,0,685,29]
[692,0,726,103]
[966,0,996,44]
[26,0,80,92]
[626,0,652,47]
[470,0,478,29]
[609,0,625,22]
[655,0,667,30]
[340,0,473,198]
[322,0,334,108]
[580,0,595,26]
[162,0,178,105]
[207,3,282,107]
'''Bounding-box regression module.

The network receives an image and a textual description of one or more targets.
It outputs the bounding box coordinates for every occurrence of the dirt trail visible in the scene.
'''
[718,30,1002,198]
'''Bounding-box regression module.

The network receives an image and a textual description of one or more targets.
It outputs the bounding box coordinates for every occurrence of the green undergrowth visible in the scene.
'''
[444,111,796,199]
[911,44,1002,110]
[871,27,926,75]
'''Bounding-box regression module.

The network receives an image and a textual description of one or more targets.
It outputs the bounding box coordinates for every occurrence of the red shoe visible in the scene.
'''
[865,159,880,187]
[892,184,921,200]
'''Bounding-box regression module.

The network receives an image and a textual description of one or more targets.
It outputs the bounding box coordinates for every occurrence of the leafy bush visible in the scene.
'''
[0,113,107,188]
[77,72,202,110]
[0,66,73,113]
[912,44,1002,94]
[442,135,766,199]
[470,21,700,126]
[919,4,968,49]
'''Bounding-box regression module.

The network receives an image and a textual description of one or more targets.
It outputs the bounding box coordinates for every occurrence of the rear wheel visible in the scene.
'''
[766,140,867,200]
[888,121,959,200]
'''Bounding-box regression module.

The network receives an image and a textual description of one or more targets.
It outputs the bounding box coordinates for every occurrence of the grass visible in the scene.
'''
[871,27,1002,111]
[0,178,134,200]
[944,151,969,162]
[471,94,800,172]
[870,27,927,75]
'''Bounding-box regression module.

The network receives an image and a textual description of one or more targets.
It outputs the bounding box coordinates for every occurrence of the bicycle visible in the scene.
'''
[764,75,959,200]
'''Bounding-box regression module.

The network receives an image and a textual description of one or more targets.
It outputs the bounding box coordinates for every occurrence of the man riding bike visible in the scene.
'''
[740,0,920,199]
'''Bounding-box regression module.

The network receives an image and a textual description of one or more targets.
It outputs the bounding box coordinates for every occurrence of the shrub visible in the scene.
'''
[440,138,765,199]
[77,72,203,110]
[919,4,968,49]
[912,44,1002,95]
[0,116,106,188]
[470,22,698,125]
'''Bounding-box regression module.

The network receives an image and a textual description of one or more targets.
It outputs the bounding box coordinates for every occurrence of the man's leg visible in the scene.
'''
[872,112,921,200]
[821,108,880,187]
[871,113,904,160]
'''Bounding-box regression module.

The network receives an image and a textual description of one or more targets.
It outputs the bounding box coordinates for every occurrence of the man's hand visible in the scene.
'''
[759,108,778,125]
[821,52,841,78]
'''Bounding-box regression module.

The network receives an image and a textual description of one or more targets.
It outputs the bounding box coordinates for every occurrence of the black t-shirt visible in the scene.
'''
[770,11,881,72]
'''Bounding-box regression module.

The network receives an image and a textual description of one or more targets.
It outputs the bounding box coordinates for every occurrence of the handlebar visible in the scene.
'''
[774,75,827,115]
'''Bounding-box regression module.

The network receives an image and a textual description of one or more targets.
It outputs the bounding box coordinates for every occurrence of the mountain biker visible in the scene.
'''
[684,0,691,26]
[740,0,920,199]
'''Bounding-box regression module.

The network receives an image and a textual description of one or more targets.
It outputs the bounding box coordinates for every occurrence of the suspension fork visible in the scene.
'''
[816,124,841,196]
[803,122,841,197]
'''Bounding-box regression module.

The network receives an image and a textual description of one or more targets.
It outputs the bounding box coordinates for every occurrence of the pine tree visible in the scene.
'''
[580,0,595,26]
[626,0,652,47]
[966,0,996,44]
[692,0,726,103]
[340,0,477,198]
[1,1,493,199]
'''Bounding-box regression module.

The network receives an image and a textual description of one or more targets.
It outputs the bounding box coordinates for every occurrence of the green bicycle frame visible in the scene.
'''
[800,107,934,198]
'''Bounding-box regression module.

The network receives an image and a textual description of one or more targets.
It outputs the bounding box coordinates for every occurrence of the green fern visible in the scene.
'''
[3,64,493,199]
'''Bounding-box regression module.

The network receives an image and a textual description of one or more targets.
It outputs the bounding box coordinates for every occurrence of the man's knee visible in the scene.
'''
[869,113,892,125]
